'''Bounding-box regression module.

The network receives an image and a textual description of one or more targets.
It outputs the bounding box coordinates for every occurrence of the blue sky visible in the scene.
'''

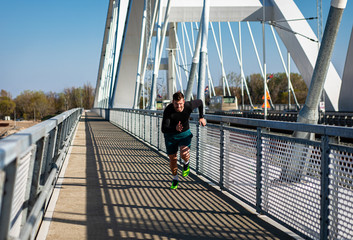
[0,0,352,98]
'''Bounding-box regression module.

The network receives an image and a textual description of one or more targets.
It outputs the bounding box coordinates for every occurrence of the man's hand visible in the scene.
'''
[199,118,206,126]
[176,121,183,132]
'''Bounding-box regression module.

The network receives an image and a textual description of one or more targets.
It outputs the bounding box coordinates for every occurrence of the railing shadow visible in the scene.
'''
[84,112,294,239]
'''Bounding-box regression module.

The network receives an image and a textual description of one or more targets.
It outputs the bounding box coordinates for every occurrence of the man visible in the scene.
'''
[162,92,206,189]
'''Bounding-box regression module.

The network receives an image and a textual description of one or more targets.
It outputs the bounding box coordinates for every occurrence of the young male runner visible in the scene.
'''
[162,92,206,189]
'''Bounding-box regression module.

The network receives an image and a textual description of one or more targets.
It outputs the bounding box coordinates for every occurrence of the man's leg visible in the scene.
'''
[169,153,179,189]
[180,146,190,177]
[168,153,178,176]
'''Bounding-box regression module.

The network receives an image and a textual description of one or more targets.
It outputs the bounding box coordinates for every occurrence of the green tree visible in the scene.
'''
[247,73,264,104]
[0,98,16,119]
[1,89,12,99]
[32,91,49,120]
[82,83,95,109]
[0,89,15,119]
[15,90,49,120]
[267,73,308,104]
[15,90,33,120]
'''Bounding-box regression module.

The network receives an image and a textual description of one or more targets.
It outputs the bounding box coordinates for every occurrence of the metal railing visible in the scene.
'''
[0,108,82,240]
[93,107,353,240]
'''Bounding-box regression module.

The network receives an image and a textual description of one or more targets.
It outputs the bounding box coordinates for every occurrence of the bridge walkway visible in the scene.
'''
[39,111,295,240]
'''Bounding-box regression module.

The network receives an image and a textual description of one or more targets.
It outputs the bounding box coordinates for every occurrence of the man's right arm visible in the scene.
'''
[162,107,174,133]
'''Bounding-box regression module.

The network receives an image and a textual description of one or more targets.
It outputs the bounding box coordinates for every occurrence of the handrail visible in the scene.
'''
[0,108,82,240]
[101,107,353,138]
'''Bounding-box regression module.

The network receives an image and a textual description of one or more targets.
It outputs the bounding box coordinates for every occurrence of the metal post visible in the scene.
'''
[256,127,263,214]
[219,123,225,190]
[143,113,146,140]
[320,135,330,240]
[150,114,152,145]
[133,0,148,109]
[262,0,267,119]
[296,0,347,139]
[239,22,244,109]
[157,116,160,150]
[288,51,291,110]
[185,21,203,101]
[197,0,210,112]
[196,123,200,174]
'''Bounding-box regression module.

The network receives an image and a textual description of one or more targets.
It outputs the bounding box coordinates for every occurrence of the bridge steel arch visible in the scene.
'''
[94,0,344,111]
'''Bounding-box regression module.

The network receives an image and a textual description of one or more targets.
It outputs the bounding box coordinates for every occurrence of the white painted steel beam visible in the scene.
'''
[163,0,265,22]
[339,26,353,111]
[111,0,143,108]
[94,0,344,111]
[271,0,342,111]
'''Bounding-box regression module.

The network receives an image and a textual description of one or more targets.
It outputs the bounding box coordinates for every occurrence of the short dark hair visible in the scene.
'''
[173,92,184,101]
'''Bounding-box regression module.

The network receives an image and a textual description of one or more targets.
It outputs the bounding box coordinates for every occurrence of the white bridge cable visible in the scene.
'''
[227,22,254,108]
[182,22,194,58]
[218,22,231,96]
[140,0,159,109]
[182,22,198,99]
[247,21,274,109]
[206,56,216,97]
[270,25,300,109]
[100,7,118,107]
[148,0,162,109]
[133,0,147,108]
[157,0,172,65]
[181,22,188,75]
[190,22,195,52]
[173,52,184,93]
[210,22,231,96]
[149,0,172,109]
[194,22,215,98]
[173,25,190,83]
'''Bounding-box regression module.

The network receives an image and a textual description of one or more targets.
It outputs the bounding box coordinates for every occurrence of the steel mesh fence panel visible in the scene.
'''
[9,149,32,237]
[118,111,124,127]
[128,112,132,132]
[328,145,353,240]
[223,128,257,206]
[145,115,151,143]
[133,113,136,134]
[158,117,166,152]
[111,110,120,127]
[199,125,221,184]
[189,123,198,171]
[134,113,139,136]
[261,135,321,239]
[151,116,158,148]
[124,112,128,130]
[138,114,143,138]
[121,111,126,129]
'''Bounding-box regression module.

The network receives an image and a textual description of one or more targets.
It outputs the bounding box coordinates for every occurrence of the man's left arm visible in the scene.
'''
[191,99,206,126]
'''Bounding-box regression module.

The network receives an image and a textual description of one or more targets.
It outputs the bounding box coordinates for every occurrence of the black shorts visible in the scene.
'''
[164,129,193,155]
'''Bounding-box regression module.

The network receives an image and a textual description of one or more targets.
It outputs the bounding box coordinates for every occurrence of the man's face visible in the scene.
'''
[173,99,185,112]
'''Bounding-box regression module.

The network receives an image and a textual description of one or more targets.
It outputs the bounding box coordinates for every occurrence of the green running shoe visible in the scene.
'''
[182,164,190,177]
[171,179,179,189]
